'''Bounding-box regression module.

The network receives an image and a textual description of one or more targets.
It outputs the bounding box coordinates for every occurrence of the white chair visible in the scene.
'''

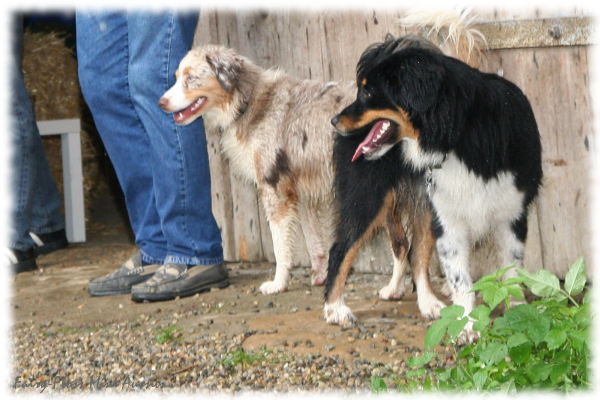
[37,118,86,243]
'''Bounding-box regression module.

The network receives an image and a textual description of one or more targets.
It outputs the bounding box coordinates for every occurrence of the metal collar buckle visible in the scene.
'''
[426,153,447,197]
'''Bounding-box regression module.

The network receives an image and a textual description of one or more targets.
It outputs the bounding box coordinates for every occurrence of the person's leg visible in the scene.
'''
[10,15,37,254]
[9,14,66,271]
[76,11,167,265]
[126,11,223,266]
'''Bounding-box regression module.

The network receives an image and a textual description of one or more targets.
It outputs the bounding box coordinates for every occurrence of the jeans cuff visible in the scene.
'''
[165,255,224,266]
[139,249,165,266]
[29,223,66,235]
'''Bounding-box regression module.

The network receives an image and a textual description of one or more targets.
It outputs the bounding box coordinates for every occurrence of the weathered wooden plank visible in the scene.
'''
[475,17,594,50]
[483,46,592,279]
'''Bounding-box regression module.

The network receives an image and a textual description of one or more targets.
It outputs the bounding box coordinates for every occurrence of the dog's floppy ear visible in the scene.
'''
[387,52,445,113]
[206,51,243,92]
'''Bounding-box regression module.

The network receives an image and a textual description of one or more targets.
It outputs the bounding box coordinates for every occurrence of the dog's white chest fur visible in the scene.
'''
[220,128,256,182]
[429,154,524,241]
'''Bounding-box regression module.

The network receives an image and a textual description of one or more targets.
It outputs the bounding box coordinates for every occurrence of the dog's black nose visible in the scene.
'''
[331,115,339,127]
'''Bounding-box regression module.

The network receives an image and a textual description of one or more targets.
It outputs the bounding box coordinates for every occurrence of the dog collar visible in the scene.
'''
[426,153,447,197]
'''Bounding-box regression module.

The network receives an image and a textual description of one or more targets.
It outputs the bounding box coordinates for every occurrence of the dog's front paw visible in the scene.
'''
[311,270,327,286]
[259,280,287,295]
[324,302,357,328]
[456,321,480,345]
[379,284,406,301]
[418,296,446,320]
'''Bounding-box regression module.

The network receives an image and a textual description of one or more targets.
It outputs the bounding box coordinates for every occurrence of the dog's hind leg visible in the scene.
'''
[324,192,394,327]
[298,201,330,286]
[495,214,528,307]
[323,240,361,327]
[379,203,411,301]
[410,210,446,319]
[259,185,299,295]
[434,214,478,342]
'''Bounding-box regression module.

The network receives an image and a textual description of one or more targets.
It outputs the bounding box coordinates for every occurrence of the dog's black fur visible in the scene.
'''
[345,44,543,195]
[332,36,543,337]
[323,124,441,326]
[324,137,424,297]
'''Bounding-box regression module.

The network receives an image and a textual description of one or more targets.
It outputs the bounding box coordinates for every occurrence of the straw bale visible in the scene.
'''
[21,28,114,219]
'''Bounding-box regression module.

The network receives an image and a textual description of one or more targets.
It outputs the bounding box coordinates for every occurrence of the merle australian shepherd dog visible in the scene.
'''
[330,35,543,339]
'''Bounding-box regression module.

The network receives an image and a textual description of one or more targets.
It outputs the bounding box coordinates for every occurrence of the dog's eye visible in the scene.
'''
[186,76,197,84]
[363,90,372,99]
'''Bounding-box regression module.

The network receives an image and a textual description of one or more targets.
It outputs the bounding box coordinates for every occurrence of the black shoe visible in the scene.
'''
[5,248,38,274]
[30,229,69,256]
[131,263,229,302]
[88,251,160,296]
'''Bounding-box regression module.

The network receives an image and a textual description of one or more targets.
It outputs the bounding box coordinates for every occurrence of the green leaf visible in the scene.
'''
[507,333,530,348]
[517,269,562,298]
[407,352,436,367]
[544,328,567,351]
[479,342,508,366]
[471,279,495,293]
[471,305,492,331]
[447,317,469,338]
[564,256,586,296]
[550,363,569,384]
[526,315,552,346]
[495,264,517,279]
[440,305,465,319]
[470,304,492,320]
[503,277,525,286]
[481,286,509,310]
[567,330,587,352]
[509,343,532,365]
[370,376,387,393]
[425,318,452,350]
[526,362,553,383]
[499,304,538,332]
[473,370,489,389]
[505,285,525,302]
[406,368,427,378]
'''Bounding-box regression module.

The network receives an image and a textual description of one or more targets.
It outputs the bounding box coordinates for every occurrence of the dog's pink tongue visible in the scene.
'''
[174,105,195,124]
[351,120,386,162]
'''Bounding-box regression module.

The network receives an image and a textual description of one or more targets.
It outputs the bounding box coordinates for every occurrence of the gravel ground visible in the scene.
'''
[10,198,453,395]
[11,312,452,395]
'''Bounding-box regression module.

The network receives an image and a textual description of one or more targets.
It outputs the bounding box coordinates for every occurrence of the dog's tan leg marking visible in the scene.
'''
[325,193,394,327]
[379,200,410,301]
[298,202,330,286]
[411,211,446,319]
[259,183,299,295]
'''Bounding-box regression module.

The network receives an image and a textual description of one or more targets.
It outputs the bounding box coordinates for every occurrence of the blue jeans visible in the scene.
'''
[76,11,223,266]
[10,15,65,252]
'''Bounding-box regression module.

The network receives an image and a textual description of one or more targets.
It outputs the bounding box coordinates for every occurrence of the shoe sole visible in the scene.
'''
[88,287,133,297]
[131,278,230,302]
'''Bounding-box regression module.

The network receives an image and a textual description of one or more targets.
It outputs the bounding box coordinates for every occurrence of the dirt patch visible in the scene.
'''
[11,197,447,366]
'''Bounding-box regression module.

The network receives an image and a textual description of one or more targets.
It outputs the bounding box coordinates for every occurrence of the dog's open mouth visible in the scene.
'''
[351,119,397,162]
[173,97,207,124]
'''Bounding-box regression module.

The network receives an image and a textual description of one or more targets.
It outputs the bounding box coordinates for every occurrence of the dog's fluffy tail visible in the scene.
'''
[398,8,486,68]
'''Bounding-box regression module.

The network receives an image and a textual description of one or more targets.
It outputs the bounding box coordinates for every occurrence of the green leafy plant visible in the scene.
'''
[155,325,183,344]
[222,346,273,374]
[398,257,591,393]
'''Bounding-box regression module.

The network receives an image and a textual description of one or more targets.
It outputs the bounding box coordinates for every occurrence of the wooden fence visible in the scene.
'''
[193,7,594,280]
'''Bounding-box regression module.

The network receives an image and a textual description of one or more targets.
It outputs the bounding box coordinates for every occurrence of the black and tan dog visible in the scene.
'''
[331,33,542,338]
